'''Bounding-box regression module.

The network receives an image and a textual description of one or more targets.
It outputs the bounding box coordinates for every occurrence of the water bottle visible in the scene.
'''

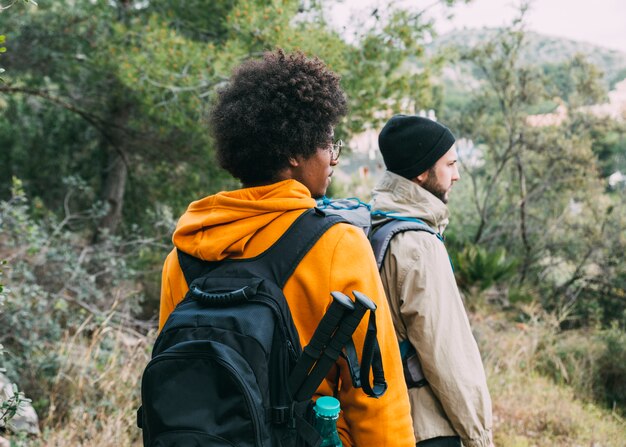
[314,396,343,447]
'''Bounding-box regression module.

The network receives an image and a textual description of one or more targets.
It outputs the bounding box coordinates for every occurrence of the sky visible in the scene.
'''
[330,0,626,53]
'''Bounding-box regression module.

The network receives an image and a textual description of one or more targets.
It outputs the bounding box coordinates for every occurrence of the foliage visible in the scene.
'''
[452,244,518,297]
[0,0,466,236]
[568,112,626,177]
[0,260,26,428]
[0,0,37,80]
[433,27,626,93]
[338,3,447,131]
[443,8,626,329]
[595,325,626,411]
[0,34,5,80]
[41,311,150,446]
[0,238,30,431]
[0,178,166,422]
[0,0,236,235]
[474,306,626,444]
[542,54,607,106]
[533,323,626,415]
[0,383,29,431]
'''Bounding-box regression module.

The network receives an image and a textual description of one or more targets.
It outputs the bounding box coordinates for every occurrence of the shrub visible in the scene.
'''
[0,260,22,427]
[452,244,518,305]
[594,325,626,412]
[473,306,626,445]
[533,321,626,415]
[0,178,163,426]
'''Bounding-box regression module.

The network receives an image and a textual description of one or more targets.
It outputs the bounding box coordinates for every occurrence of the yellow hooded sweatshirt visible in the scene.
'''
[159,179,415,447]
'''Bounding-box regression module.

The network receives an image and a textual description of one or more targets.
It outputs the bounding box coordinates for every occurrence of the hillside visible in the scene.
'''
[429,27,626,90]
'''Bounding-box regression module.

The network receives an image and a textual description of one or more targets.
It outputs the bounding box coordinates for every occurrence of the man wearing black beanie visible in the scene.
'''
[371,115,494,447]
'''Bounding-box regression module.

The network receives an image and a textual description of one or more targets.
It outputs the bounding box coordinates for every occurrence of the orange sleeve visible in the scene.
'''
[327,226,415,447]
[158,248,189,331]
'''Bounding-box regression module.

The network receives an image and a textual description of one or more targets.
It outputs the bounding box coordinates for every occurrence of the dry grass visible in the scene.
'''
[39,308,154,447]
[491,371,625,447]
[472,304,626,447]
[4,302,625,446]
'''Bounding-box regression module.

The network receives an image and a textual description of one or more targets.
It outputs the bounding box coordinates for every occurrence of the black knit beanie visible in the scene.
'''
[378,114,456,179]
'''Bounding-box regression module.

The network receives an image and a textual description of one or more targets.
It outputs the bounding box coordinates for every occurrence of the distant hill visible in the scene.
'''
[429,28,626,90]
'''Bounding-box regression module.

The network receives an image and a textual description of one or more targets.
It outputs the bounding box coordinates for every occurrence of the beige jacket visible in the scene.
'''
[371,171,493,447]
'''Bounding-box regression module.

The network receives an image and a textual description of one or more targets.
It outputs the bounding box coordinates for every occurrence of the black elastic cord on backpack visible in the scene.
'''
[353,292,387,398]
[288,293,355,397]
[338,292,387,399]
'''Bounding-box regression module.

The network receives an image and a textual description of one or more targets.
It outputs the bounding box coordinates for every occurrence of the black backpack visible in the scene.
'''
[137,208,385,447]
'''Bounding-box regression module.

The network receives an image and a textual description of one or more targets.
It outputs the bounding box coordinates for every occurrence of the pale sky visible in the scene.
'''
[330,0,626,53]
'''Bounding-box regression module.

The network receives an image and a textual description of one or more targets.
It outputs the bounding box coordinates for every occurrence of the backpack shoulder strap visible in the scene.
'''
[369,219,437,270]
[177,208,346,287]
[177,250,207,287]
[260,207,345,287]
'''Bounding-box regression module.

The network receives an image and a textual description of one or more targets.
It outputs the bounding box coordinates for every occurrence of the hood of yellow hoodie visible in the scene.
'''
[172,179,316,261]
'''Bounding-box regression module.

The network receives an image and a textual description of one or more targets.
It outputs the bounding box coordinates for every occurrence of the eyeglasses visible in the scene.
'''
[329,139,343,162]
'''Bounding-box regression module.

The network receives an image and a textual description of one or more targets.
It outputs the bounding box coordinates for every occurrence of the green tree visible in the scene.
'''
[542,54,607,106]
[444,5,624,326]
[0,0,467,237]
[0,1,237,237]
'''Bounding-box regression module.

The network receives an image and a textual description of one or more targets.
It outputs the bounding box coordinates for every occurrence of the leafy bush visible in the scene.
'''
[452,244,518,302]
[0,259,23,428]
[534,322,626,415]
[594,325,626,412]
[0,178,165,425]
[473,306,626,445]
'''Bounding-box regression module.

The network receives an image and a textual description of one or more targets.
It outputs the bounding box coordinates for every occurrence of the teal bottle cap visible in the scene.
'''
[314,396,341,417]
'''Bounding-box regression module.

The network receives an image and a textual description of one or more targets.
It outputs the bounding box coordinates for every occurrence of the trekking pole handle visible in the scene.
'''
[288,292,355,396]
[352,291,376,312]
[304,292,355,357]
[330,292,369,345]
[293,291,370,402]
[330,291,356,309]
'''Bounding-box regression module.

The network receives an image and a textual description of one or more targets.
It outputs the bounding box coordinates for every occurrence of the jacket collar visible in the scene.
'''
[371,171,450,234]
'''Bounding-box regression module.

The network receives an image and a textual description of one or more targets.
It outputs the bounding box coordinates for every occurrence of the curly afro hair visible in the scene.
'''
[209,49,348,185]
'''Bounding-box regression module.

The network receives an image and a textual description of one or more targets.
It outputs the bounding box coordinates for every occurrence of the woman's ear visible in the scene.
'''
[288,156,300,167]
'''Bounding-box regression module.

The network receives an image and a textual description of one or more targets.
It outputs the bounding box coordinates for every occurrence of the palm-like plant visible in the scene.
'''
[452,244,518,297]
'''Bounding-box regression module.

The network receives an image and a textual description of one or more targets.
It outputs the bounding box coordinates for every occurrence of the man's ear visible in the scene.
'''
[414,170,428,185]
[287,156,300,167]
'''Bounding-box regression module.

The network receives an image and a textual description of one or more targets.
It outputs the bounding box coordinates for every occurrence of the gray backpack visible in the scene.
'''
[316,197,443,388]
[316,197,439,268]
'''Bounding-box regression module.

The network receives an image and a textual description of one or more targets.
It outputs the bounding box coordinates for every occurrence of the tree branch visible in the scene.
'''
[0,84,131,168]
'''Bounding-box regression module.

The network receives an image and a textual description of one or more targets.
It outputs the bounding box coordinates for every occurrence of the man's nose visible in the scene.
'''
[453,166,460,181]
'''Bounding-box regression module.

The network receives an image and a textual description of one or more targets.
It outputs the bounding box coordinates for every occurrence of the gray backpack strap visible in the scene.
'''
[370,219,437,269]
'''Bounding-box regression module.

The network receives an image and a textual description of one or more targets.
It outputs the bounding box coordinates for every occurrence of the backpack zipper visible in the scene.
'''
[253,292,300,362]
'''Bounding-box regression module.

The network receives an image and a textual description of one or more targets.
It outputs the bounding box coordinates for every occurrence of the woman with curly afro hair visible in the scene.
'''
[158,49,416,447]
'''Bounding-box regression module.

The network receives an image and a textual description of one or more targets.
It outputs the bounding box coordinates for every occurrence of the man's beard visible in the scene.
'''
[421,168,449,204]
